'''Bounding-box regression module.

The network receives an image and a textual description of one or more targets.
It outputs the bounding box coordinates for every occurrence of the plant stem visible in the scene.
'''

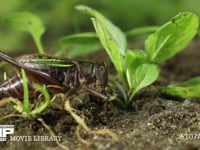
[21,69,30,114]
[33,35,45,54]
[30,85,50,116]
[128,88,138,103]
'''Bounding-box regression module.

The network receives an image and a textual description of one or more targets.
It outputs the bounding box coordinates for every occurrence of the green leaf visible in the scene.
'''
[68,43,100,57]
[145,12,199,63]
[58,32,100,57]
[75,5,127,55]
[3,12,45,35]
[3,12,45,54]
[135,63,159,91]
[59,32,98,45]
[159,77,200,99]
[126,26,159,37]
[92,18,125,80]
[125,50,146,88]
[128,63,159,100]
[181,77,200,86]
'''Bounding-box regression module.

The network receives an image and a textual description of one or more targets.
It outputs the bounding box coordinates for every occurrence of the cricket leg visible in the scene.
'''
[83,86,108,100]
[83,86,109,122]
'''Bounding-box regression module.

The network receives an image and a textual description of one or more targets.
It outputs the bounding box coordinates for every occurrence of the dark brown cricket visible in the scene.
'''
[0,51,108,100]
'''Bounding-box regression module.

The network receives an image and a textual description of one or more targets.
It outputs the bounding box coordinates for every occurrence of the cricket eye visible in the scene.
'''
[95,63,108,85]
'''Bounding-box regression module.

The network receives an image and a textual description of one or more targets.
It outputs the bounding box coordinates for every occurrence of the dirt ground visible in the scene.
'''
[0,39,200,150]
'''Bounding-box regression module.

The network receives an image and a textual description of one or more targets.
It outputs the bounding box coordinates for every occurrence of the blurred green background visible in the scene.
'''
[0,0,200,54]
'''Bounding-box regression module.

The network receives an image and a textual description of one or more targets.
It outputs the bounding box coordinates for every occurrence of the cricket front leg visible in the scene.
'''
[83,86,108,100]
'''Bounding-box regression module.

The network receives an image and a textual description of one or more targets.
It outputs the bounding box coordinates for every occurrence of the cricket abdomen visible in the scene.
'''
[0,74,33,100]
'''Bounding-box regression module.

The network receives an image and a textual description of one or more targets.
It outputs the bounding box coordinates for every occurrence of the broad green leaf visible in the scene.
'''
[58,32,100,57]
[3,12,45,35]
[145,12,199,63]
[76,5,127,55]
[68,43,100,57]
[126,26,159,37]
[135,63,159,91]
[3,12,45,54]
[125,50,146,88]
[159,77,200,99]
[92,18,125,79]
[59,32,98,45]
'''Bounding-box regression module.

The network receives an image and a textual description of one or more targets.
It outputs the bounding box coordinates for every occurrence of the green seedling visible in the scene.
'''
[3,12,45,54]
[11,69,51,117]
[21,68,30,113]
[76,5,199,107]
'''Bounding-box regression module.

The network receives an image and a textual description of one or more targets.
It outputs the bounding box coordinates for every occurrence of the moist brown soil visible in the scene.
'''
[0,40,200,150]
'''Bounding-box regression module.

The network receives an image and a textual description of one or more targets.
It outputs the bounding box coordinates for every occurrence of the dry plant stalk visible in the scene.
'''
[64,99,119,144]
[37,118,69,150]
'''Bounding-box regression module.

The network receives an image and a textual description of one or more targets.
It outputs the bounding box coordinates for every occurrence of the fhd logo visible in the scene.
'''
[0,125,14,141]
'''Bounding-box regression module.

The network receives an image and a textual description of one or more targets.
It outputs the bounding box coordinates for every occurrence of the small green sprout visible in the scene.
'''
[21,68,30,113]
[3,12,45,54]
[12,69,51,117]
[76,5,199,107]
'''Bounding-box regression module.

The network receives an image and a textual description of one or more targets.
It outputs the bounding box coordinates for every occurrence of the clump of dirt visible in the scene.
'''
[1,40,200,150]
